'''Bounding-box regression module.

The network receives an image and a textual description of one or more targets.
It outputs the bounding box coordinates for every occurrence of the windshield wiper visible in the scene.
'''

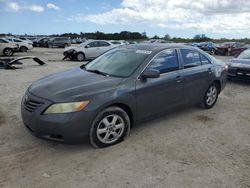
[86,69,109,77]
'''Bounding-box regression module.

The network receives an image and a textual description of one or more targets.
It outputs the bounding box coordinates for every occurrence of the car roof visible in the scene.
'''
[120,43,195,52]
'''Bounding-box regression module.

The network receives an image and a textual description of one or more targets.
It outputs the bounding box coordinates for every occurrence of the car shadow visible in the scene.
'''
[227,79,250,85]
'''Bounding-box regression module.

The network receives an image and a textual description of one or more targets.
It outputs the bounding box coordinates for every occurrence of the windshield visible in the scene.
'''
[85,48,151,77]
[238,49,250,59]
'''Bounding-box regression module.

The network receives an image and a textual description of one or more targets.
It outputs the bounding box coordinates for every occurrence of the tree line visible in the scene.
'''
[1,31,250,44]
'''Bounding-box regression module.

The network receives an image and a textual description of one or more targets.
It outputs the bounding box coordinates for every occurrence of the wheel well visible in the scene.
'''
[20,46,27,49]
[213,80,221,93]
[77,51,85,57]
[108,103,134,127]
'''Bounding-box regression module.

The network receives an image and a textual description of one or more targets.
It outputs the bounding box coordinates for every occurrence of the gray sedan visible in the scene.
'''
[21,44,228,148]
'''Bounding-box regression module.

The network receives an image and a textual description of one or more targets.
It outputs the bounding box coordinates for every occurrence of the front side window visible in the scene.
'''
[147,49,179,74]
[14,39,22,42]
[0,39,7,43]
[181,49,202,68]
[200,54,211,65]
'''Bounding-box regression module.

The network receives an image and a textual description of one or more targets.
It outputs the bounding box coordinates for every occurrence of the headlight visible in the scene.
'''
[44,101,90,114]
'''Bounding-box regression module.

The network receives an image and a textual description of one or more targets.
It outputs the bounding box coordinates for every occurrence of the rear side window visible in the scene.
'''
[148,49,179,74]
[88,41,98,48]
[181,49,202,68]
[98,41,110,47]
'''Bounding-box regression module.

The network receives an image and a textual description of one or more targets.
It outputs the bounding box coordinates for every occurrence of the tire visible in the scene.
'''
[76,52,85,61]
[19,46,28,52]
[201,83,219,109]
[89,106,131,148]
[3,48,14,56]
[211,49,215,55]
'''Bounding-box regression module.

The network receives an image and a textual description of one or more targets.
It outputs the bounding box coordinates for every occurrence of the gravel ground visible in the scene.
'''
[0,48,249,188]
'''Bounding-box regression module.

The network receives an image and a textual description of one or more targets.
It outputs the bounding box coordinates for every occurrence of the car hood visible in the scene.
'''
[29,67,123,102]
[230,59,250,68]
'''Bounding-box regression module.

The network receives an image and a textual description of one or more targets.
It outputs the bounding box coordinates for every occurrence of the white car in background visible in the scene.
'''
[0,38,18,56]
[6,38,33,52]
[19,37,34,45]
[63,40,116,61]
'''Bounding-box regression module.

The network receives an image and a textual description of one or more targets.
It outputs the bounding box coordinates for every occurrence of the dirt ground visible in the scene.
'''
[0,48,249,188]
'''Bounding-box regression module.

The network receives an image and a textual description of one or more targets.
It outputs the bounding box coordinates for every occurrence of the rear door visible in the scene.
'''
[136,49,184,120]
[53,38,60,47]
[85,41,100,58]
[98,41,112,54]
[179,48,213,105]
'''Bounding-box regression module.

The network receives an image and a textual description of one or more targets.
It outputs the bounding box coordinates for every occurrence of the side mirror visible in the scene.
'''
[85,45,90,48]
[141,68,160,79]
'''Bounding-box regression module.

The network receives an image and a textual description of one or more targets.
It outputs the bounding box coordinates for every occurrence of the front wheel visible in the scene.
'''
[89,106,130,148]
[201,83,219,109]
[76,52,85,61]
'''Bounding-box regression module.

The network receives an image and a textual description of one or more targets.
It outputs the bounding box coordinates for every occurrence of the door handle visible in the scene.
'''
[176,75,182,83]
[208,68,212,74]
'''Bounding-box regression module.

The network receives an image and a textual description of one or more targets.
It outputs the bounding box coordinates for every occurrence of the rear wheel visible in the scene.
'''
[76,52,85,61]
[89,106,130,148]
[3,48,14,56]
[201,83,219,109]
[20,46,28,52]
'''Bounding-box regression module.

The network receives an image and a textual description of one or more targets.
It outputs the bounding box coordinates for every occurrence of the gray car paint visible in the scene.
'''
[21,44,227,143]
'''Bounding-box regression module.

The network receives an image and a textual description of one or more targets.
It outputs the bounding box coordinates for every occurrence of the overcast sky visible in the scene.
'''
[1,0,250,38]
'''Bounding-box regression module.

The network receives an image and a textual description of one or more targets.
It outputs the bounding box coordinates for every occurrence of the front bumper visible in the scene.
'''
[228,67,250,81]
[21,91,94,144]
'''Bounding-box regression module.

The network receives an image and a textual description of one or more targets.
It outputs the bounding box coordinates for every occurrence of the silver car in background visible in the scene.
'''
[63,40,116,61]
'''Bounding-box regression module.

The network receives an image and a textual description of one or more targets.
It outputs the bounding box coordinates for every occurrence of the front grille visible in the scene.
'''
[24,99,44,112]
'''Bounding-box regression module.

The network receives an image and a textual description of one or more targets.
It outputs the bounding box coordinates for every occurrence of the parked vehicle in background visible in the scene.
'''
[47,37,71,48]
[33,38,50,47]
[32,38,43,47]
[199,42,218,55]
[19,37,33,45]
[0,38,18,56]
[6,38,33,52]
[227,49,250,81]
[215,42,247,56]
[110,40,123,45]
[63,40,115,61]
[22,44,227,147]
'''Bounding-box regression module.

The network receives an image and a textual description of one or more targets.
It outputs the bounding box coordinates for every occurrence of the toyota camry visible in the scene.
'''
[21,44,227,148]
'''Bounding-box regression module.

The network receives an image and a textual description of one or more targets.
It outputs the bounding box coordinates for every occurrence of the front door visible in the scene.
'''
[136,49,184,120]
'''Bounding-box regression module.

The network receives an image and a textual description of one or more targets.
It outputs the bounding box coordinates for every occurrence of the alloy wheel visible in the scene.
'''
[206,86,217,106]
[96,114,125,144]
